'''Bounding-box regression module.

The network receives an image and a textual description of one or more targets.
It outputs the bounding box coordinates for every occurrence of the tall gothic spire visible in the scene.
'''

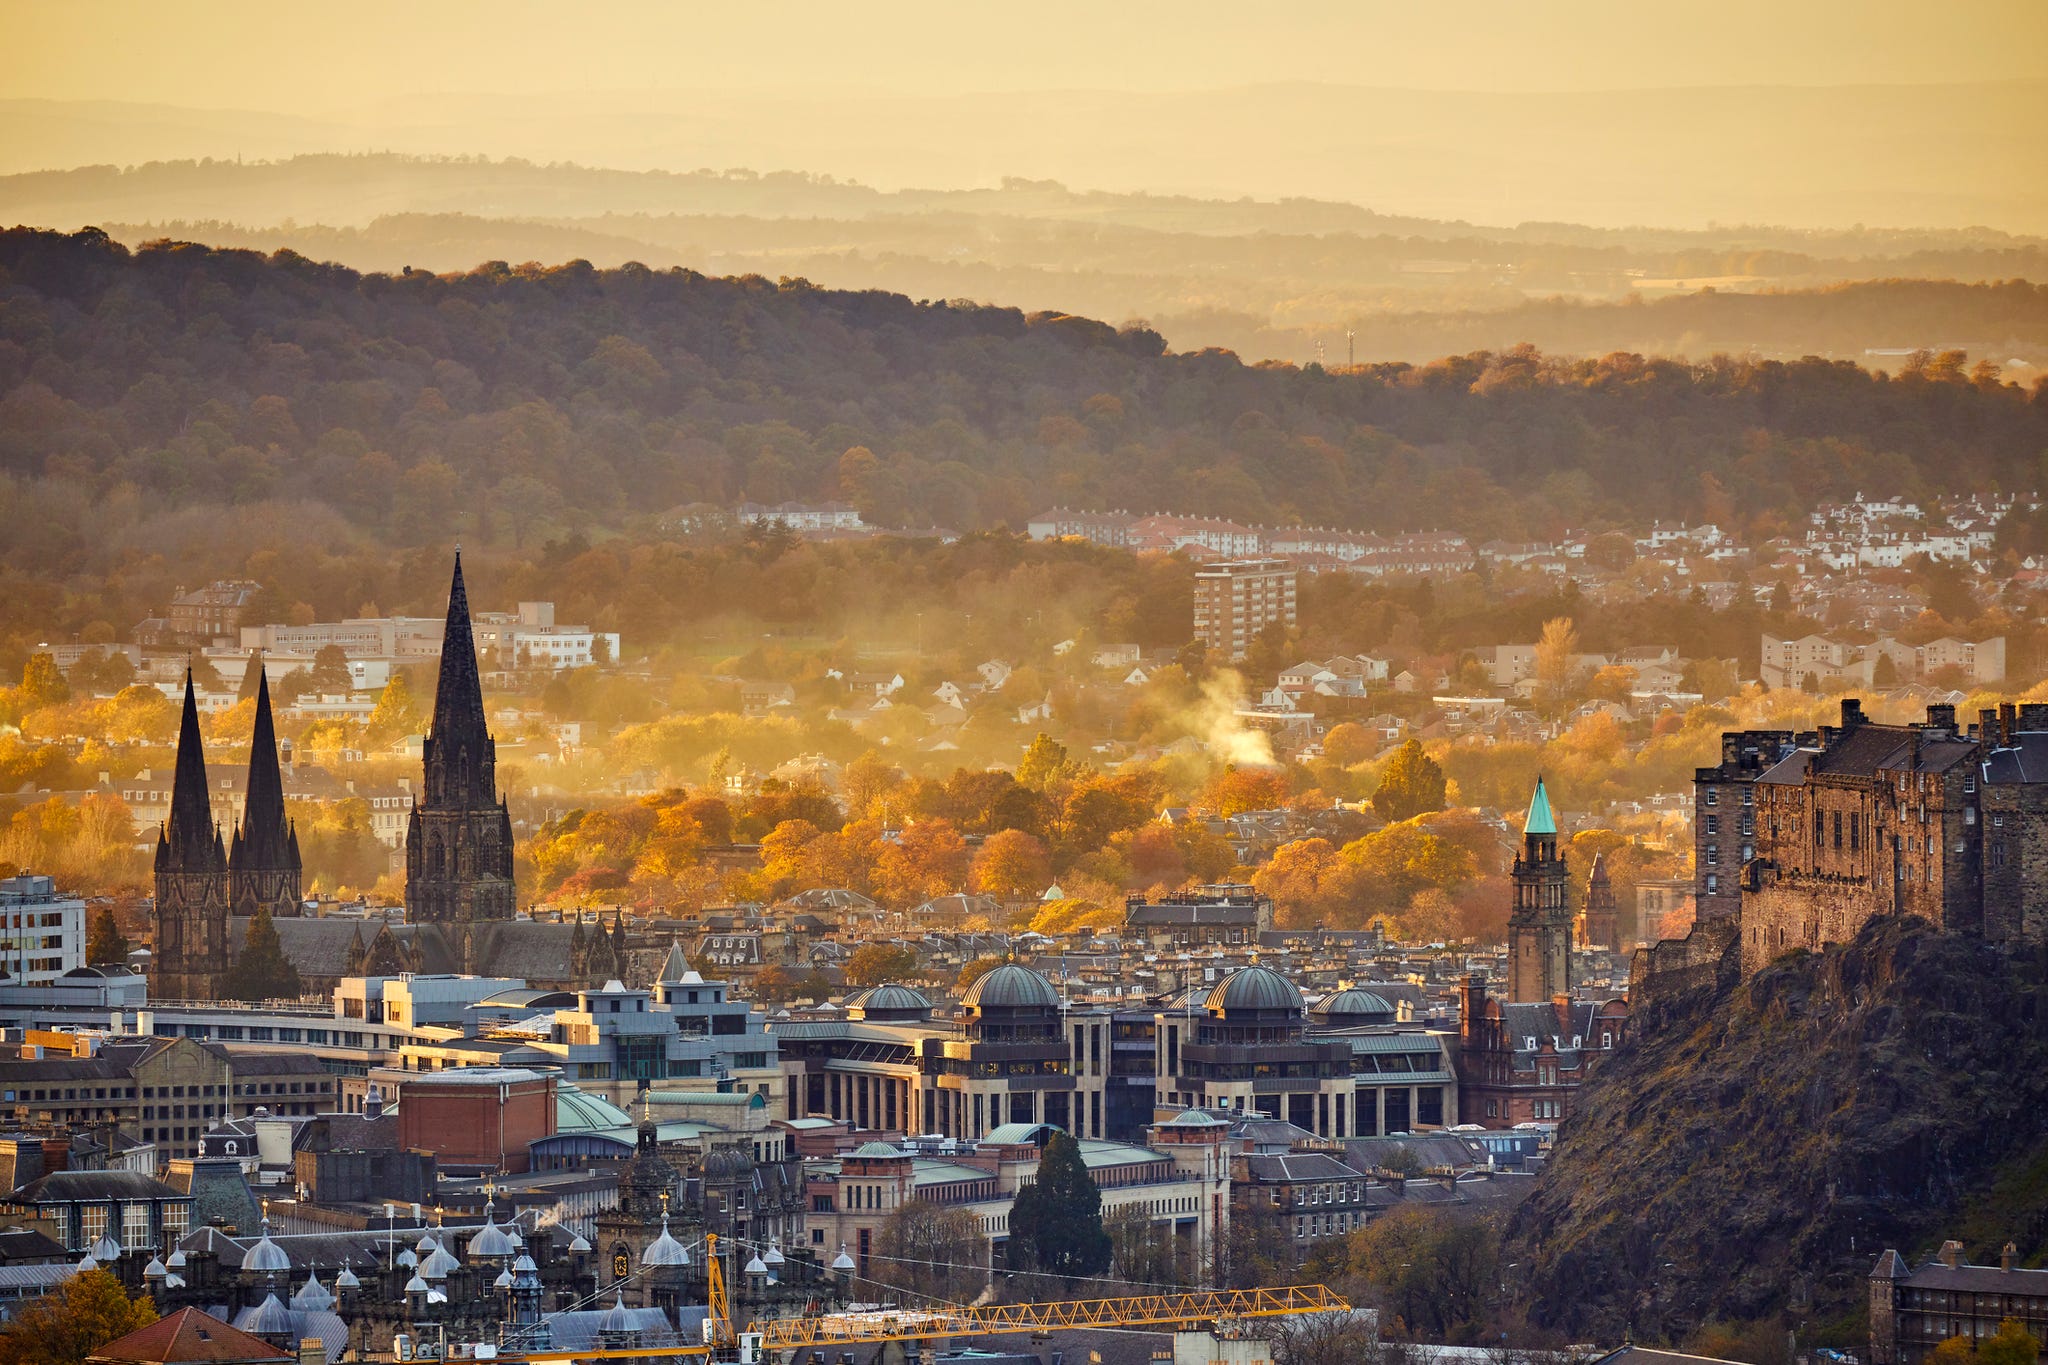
[232,666,296,871]
[430,550,488,747]
[159,671,223,871]
[407,551,517,939]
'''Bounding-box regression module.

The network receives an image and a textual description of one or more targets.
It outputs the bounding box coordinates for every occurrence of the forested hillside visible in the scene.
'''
[12,157,2048,366]
[2,227,2042,570]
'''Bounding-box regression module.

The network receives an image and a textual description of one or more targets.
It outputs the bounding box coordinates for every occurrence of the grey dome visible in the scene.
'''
[239,1293,294,1336]
[1313,987,1394,1020]
[242,1226,292,1274]
[961,963,1059,1010]
[641,1216,690,1267]
[847,983,933,1017]
[420,1245,460,1279]
[1206,965,1303,1015]
[291,1269,333,1311]
[600,1291,634,1333]
[467,1218,519,1259]
[335,1265,360,1288]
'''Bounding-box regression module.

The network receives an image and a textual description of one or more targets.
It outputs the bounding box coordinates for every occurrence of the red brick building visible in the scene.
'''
[1457,976,1629,1127]
[395,1067,555,1174]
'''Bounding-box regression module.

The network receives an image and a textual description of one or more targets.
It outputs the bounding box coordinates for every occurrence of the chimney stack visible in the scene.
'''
[2003,1242,2018,1272]
[1940,1240,1965,1269]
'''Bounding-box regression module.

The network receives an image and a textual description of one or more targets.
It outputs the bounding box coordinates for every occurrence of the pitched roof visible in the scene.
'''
[86,1306,293,1364]
[1523,778,1556,836]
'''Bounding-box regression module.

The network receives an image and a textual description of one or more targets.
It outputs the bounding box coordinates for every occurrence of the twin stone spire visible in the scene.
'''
[155,552,511,999]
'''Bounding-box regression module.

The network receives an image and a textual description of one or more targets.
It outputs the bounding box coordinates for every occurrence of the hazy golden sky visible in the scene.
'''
[5,0,2044,109]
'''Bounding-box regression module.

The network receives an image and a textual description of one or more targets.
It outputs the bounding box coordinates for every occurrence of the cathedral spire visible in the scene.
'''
[160,671,222,870]
[430,550,488,747]
[407,551,517,941]
[231,665,299,887]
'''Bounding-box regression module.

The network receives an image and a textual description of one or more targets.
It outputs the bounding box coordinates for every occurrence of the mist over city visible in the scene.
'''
[0,5,2041,1365]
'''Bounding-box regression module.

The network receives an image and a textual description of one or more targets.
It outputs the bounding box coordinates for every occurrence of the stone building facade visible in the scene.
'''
[1741,700,1984,976]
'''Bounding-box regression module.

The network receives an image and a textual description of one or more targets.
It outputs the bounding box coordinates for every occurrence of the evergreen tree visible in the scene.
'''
[1372,739,1448,823]
[1007,1130,1111,1282]
[225,909,302,1001]
[85,905,129,965]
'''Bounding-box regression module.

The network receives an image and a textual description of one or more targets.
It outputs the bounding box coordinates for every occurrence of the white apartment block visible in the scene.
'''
[0,876,85,984]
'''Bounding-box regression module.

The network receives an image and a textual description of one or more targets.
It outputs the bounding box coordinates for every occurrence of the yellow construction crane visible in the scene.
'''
[516,1275,1351,1363]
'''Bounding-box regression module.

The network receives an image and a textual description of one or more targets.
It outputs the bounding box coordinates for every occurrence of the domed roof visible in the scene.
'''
[242,1223,292,1274]
[567,1235,591,1254]
[851,1140,906,1159]
[239,1293,294,1336]
[466,1212,520,1259]
[600,1291,635,1333]
[90,1235,122,1261]
[557,1086,636,1134]
[641,1215,690,1267]
[961,962,1059,1010]
[1205,965,1303,1015]
[1313,987,1394,1019]
[847,983,933,1016]
[493,1268,515,1290]
[335,1265,360,1289]
[704,1145,751,1179]
[291,1269,333,1311]
[420,1245,461,1279]
[1160,1108,1230,1128]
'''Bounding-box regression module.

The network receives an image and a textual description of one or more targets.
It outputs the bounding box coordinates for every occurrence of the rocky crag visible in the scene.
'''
[1509,915,2048,1345]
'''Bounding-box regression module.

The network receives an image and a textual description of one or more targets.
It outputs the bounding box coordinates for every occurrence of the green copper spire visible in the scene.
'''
[1524,776,1556,836]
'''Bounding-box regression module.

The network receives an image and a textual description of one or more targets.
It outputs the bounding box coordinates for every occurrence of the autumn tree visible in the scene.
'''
[1533,615,1582,714]
[1254,838,1347,928]
[872,1198,989,1304]
[845,942,919,988]
[876,819,969,908]
[971,829,1053,901]
[1371,741,1446,823]
[1017,732,1078,790]
[1927,1319,2036,1365]
[957,956,1006,989]
[0,1267,156,1365]
[19,654,67,709]
[366,669,422,741]
[1007,1131,1111,1283]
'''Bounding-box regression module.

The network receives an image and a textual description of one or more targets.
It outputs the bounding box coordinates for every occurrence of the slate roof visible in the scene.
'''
[1240,1152,1357,1182]
[1981,734,2048,784]
[11,1170,182,1204]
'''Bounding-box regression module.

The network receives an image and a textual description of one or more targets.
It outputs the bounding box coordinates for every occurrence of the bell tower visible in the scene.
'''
[1507,776,1572,1002]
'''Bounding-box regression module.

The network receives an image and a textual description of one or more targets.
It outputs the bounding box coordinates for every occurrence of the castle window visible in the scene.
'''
[1705,874,1718,893]
[1705,815,1719,835]
[1966,808,1976,826]
[1833,812,1842,850]
[1850,814,1860,851]
[1705,789,1718,806]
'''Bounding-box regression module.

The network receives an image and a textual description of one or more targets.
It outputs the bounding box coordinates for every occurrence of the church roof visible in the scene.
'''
[1523,777,1556,836]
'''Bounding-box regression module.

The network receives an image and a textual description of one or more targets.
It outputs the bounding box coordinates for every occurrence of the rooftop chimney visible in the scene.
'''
[2004,1242,2018,1272]
[1840,698,1866,729]
[1940,1240,1965,1269]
